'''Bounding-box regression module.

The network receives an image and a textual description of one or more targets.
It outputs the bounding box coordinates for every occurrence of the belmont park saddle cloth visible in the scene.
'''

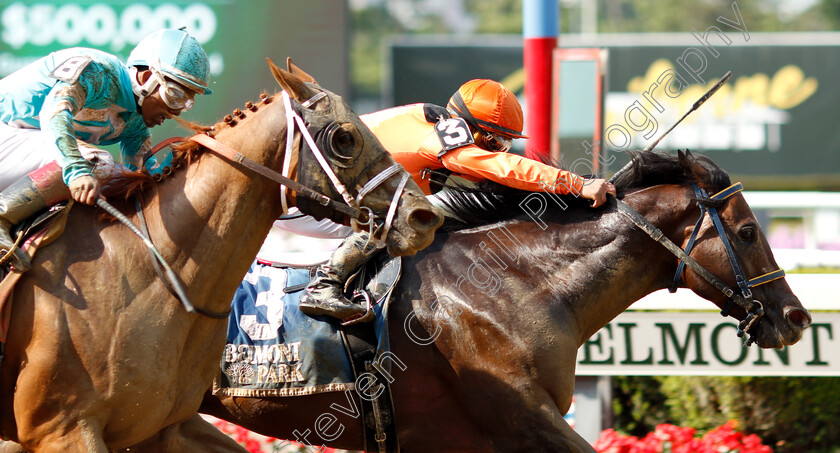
[214,251,402,453]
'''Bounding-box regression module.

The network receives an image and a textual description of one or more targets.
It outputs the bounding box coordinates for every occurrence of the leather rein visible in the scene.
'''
[614,182,785,346]
[133,90,408,318]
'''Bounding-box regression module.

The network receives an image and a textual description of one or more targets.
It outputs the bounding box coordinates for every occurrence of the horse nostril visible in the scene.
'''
[408,208,443,231]
[785,306,812,330]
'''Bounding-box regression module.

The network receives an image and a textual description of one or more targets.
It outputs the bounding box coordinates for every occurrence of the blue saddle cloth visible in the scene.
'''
[214,260,390,397]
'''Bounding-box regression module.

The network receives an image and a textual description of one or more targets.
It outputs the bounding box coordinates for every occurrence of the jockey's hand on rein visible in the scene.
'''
[69,175,102,205]
[581,178,616,208]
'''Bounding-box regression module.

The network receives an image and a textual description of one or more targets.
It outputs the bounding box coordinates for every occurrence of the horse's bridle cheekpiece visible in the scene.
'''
[192,90,408,249]
[132,89,409,317]
[615,182,785,346]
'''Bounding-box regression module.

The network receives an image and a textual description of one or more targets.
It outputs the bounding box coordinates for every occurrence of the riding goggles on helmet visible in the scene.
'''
[153,70,195,111]
[476,131,513,153]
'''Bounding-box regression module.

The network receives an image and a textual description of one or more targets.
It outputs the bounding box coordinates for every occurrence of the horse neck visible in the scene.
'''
[512,185,696,345]
[150,116,287,308]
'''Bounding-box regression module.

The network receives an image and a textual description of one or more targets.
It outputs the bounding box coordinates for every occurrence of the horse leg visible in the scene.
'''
[18,422,108,453]
[117,414,247,453]
[454,369,596,453]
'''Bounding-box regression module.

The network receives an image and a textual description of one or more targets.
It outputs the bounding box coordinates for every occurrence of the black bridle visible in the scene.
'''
[615,182,785,346]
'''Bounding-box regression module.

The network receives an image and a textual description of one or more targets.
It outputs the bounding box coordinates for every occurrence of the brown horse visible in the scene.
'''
[0,60,442,452]
[200,150,812,452]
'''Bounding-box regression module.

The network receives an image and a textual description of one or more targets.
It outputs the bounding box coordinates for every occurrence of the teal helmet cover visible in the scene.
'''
[127,29,212,95]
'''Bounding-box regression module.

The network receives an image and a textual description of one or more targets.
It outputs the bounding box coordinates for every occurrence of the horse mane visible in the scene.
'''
[100,91,277,205]
[434,150,732,231]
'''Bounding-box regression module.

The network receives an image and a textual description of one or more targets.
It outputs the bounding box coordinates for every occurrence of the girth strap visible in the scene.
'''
[339,324,400,453]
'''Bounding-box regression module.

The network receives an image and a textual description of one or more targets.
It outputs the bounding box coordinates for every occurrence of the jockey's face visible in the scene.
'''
[474,130,513,153]
[135,69,186,128]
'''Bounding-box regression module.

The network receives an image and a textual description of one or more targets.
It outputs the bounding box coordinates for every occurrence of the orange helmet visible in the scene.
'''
[447,79,527,139]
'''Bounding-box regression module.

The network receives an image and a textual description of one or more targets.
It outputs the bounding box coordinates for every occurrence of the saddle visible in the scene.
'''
[219,252,402,452]
[304,251,402,453]
[0,203,71,342]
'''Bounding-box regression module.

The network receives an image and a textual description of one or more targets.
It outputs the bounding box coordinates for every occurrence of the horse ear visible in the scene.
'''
[678,149,711,183]
[266,57,317,102]
[677,149,691,169]
[286,57,317,84]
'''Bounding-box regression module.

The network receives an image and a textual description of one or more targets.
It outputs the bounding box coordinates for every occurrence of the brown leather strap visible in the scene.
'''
[188,134,360,219]
[142,136,187,167]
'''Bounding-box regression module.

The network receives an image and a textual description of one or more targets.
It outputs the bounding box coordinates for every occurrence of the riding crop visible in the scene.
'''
[95,196,196,314]
[608,71,733,183]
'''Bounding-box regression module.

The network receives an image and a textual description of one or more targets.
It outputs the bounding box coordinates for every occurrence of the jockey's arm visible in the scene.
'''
[40,81,92,186]
[440,146,585,195]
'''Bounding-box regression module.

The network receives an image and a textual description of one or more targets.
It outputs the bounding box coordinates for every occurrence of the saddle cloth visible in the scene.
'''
[213,255,398,398]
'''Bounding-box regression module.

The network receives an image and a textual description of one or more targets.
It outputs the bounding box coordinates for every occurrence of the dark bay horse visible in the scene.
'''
[0,60,442,452]
[201,150,811,452]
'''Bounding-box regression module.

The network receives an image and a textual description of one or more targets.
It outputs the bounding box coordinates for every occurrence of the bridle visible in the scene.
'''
[195,90,409,244]
[614,182,786,346]
[281,90,410,245]
[136,89,409,317]
[146,90,408,243]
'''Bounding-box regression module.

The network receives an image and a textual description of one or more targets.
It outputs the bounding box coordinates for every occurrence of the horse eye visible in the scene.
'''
[331,128,356,157]
[739,226,756,243]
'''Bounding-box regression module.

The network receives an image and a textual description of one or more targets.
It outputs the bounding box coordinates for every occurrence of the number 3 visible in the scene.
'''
[435,117,475,151]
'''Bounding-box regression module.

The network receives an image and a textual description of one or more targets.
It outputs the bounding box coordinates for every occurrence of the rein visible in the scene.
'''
[614,182,785,346]
[126,89,408,317]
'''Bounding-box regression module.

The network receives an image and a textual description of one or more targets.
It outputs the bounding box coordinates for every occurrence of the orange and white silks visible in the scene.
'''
[361,103,584,196]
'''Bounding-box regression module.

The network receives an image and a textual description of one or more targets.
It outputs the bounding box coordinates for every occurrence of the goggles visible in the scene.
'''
[477,131,513,153]
[152,70,195,111]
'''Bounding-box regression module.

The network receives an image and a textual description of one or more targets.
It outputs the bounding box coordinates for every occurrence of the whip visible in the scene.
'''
[96,196,195,313]
[608,71,733,183]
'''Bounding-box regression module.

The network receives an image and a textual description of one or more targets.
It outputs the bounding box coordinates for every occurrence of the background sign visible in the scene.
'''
[390,34,840,189]
[576,311,838,376]
[0,0,349,141]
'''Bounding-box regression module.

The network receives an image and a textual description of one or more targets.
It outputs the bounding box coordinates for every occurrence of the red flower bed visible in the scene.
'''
[593,420,771,453]
[209,416,341,453]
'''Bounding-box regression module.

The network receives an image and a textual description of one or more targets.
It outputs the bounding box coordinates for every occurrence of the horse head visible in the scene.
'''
[260,58,442,256]
[671,149,811,348]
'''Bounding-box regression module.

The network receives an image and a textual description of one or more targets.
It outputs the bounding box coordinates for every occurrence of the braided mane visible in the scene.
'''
[101,91,278,203]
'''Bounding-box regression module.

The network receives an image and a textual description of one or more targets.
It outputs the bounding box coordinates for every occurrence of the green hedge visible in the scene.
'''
[612,376,840,452]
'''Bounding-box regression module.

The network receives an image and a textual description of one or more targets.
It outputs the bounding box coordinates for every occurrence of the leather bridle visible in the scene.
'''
[136,89,410,317]
[615,182,785,346]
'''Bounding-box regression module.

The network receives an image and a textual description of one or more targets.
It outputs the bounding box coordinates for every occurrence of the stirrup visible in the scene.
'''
[340,290,375,326]
[0,231,26,269]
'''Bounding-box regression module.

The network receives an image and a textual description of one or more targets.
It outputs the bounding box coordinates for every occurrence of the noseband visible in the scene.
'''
[615,182,785,346]
[280,91,409,245]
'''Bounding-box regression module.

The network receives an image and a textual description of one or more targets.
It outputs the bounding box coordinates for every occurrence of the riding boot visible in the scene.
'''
[299,231,378,322]
[0,162,70,272]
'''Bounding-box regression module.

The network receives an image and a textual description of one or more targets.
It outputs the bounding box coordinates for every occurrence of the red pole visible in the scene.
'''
[523,0,558,162]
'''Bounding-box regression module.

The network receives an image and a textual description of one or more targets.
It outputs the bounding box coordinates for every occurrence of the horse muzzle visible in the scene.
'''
[375,192,443,257]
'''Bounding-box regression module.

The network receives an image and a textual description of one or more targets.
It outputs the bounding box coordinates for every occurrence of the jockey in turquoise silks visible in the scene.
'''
[0,28,212,272]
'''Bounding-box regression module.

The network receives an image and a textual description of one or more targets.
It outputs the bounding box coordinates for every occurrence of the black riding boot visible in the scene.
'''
[299,231,377,322]
[0,162,69,272]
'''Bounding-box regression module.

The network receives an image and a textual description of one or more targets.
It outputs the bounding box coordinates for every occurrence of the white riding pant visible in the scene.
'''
[0,122,115,190]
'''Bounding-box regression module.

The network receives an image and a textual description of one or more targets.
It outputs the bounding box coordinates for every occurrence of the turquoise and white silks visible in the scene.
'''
[0,47,166,188]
